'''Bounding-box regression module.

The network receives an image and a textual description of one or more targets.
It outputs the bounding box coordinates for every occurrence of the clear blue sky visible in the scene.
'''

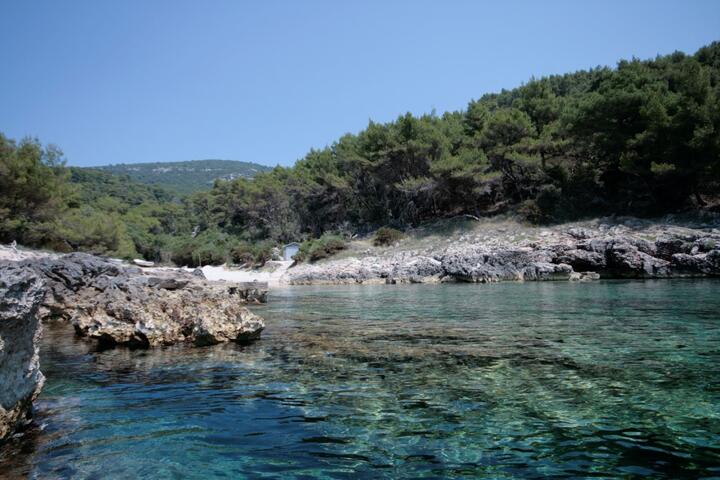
[1,1,718,167]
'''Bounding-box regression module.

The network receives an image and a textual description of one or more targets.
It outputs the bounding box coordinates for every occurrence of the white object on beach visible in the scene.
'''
[133,259,155,267]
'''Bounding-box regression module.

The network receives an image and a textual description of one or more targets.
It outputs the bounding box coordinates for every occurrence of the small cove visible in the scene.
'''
[1,280,719,479]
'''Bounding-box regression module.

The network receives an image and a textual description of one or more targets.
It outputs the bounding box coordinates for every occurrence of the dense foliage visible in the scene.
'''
[0,140,192,259]
[98,160,272,194]
[2,42,719,264]
[0,135,74,250]
[294,234,348,263]
[374,227,405,246]
[198,42,720,242]
[66,168,196,260]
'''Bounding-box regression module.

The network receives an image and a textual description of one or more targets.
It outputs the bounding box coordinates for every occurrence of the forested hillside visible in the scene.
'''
[2,42,719,265]
[96,159,273,194]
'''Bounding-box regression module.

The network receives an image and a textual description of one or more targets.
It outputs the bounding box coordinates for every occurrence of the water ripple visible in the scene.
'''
[1,280,719,479]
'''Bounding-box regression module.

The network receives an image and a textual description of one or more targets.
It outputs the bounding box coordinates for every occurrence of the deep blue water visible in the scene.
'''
[1,280,720,479]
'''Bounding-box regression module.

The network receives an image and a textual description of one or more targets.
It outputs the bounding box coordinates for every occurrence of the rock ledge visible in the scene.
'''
[0,263,45,441]
[26,253,267,348]
[284,220,720,284]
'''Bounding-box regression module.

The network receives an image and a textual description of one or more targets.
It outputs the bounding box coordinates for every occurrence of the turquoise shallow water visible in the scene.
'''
[1,280,720,479]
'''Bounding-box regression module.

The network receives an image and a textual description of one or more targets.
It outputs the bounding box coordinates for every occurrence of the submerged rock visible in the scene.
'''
[569,271,601,282]
[21,253,267,348]
[0,263,45,441]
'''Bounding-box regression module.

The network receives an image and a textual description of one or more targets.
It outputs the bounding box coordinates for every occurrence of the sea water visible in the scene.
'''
[1,280,719,478]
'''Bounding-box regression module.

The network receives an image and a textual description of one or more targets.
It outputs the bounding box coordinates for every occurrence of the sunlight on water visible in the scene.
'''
[1,280,719,478]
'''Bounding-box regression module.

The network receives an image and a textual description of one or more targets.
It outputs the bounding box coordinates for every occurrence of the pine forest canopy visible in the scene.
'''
[1,41,719,265]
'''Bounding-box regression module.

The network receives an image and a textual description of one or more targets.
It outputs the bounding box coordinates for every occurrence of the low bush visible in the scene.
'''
[252,240,275,266]
[518,199,542,224]
[170,229,234,267]
[520,185,563,224]
[373,227,404,246]
[232,240,275,267]
[230,242,255,265]
[295,234,347,262]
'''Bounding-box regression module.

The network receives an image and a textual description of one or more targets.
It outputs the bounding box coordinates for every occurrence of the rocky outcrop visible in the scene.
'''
[441,247,574,282]
[0,263,45,441]
[0,252,267,440]
[287,252,446,284]
[284,220,720,284]
[21,253,267,348]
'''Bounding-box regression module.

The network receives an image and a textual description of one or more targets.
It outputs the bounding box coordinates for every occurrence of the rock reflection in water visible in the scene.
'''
[1,280,719,479]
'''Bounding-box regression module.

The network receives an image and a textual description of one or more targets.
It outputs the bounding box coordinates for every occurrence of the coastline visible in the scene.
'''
[2,214,719,287]
[282,215,720,285]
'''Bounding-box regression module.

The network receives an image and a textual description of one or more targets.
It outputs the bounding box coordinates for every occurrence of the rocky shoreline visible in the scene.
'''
[284,218,720,284]
[0,252,268,441]
[2,216,719,442]
[28,253,267,348]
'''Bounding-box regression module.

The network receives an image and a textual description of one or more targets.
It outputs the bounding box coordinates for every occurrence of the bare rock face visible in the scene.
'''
[555,249,607,271]
[24,253,266,348]
[441,247,574,283]
[70,281,266,348]
[606,243,671,277]
[0,263,45,441]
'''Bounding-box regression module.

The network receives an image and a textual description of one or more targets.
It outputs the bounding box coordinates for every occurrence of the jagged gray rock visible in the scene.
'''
[441,247,572,282]
[0,253,267,439]
[284,220,720,284]
[555,249,607,271]
[0,263,45,441]
[21,253,267,348]
[606,243,671,277]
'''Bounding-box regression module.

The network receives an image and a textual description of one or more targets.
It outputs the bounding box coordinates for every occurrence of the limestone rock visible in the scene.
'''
[23,253,266,348]
[656,237,688,260]
[0,263,45,441]
[569,271,601,282]
[282,219,720,284]
[672,250,720,275]
[566,227,593,239]
[555,249,607,271]
[607,243,671,277]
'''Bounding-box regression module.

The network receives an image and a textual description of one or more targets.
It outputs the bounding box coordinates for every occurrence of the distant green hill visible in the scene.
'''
[94,159,273,195]
[69,167,177,204]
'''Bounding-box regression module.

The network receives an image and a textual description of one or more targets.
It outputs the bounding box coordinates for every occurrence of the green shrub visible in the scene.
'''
[373,227,404,246]
[518,199,542,223]
[295,234,347,262]
[54,207,138,259]
[536,185,562,218]
[230,242,255,265]
[170,229,234,267]
[519,185,563,224]
[252,240,275,266]
[231,240,275,267]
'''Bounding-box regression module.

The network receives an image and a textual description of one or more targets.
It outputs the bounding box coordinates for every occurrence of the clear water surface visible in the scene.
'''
[1,280,719,479]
